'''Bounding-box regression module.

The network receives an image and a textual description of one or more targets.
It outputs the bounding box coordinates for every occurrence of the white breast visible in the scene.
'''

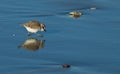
[25,27,38,33]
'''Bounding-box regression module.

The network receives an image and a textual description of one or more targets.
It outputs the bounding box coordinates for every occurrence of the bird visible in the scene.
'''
[22,21,46,36]
[18,38,45,51]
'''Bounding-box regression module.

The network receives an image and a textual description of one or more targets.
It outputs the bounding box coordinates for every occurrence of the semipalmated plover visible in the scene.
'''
[22,21,46,35]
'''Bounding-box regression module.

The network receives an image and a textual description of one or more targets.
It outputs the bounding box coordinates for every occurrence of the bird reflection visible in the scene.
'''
[18,38,45,51]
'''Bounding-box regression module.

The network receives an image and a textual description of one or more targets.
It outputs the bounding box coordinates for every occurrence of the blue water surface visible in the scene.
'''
[0,0,120,74]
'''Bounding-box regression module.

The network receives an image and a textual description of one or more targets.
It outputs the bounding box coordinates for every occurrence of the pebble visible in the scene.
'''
[69,11,82,18]
[90,7,96,10]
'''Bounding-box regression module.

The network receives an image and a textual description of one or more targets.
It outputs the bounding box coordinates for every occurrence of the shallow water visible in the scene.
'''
[0,0,120,74]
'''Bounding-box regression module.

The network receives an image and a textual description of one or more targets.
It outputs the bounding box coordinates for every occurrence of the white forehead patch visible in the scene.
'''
[41,28,44,31]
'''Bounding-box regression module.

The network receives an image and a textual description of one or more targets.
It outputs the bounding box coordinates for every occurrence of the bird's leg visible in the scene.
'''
[36,33,43,37]
[27,32,31,36]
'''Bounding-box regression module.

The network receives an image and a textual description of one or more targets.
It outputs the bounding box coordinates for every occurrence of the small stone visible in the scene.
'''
[69,11,82,18]
[62,64,71,68]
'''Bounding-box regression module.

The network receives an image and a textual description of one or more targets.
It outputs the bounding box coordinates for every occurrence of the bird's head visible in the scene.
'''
[40,24,46,32]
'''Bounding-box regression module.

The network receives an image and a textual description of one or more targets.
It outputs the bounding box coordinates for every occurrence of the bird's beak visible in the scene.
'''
[44,29,46,32]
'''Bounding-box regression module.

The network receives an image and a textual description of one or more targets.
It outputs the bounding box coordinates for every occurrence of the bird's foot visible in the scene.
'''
[27,32,32,36]
[36,34,44,37]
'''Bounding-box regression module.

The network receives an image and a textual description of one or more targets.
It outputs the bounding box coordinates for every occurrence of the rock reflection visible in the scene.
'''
[21,7,97,19]
[18,38,45,51]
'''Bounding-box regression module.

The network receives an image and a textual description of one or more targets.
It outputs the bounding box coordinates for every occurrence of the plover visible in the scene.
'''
[18,38,45,51]
[22,21,46,35]
[69,11,82,18]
